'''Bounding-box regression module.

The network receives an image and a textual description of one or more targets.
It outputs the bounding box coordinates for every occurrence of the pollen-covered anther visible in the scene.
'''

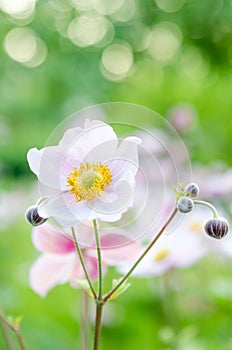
[66,162,112,203]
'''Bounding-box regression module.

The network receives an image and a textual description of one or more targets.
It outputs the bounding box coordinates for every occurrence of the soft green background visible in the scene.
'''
[0,0,232,349]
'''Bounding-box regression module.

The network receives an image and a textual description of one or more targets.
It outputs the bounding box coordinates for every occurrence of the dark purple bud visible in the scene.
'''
[204,217,229,239]
[177,196,194,213]
[184,183,199,198]
[25,205,47,226]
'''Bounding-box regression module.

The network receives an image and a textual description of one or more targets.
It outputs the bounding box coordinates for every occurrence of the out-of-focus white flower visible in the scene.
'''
[118,207,210,277]
[27,120,141,227]
[30,222,141,297]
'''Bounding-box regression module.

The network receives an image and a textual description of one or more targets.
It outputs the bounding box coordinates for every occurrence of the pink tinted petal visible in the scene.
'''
[70,254,107,284]
[29,254,75,297]
[32,223,75,254]
[38,192,94,227]
[73,222,95,248]
[99,234,141,266]
[71,255,98,281]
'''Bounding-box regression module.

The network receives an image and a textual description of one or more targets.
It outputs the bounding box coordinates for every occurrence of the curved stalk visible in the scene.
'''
[194,200,219,218]
[103,207,178,302]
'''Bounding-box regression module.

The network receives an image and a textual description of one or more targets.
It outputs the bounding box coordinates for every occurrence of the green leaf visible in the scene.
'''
[108,279,131,301]
[177,183,184,191]
[14,315,23,326]
[74,280,95,298]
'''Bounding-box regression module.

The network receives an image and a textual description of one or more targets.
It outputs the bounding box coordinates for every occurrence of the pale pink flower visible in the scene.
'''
[27,120,141,227]
[30,222,141,297]
[119,207,209,278]
[167,103,198,132]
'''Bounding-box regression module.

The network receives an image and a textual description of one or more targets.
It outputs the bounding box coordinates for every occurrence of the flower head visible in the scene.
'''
[27,120,141,227]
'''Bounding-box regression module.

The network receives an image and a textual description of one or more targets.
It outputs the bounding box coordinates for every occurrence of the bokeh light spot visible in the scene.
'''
[92,0,126,15]
[147,22,182,64]
[101,42,133,81]
[111,0,136,23]
[70,0,94,11]
[68,14,114,47]
[4,27,47,68]
[180,47,209,80]
[0,0,36,19]
[155,0,185,13]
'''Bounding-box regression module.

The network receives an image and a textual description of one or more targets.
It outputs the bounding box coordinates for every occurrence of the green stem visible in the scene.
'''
[92,219,104,350]
[93,219,103,300]
[0,308,26,350]
[71,227,97,299]
[93,302,104,350]
[15,330,26,350]
[103,207,178,302]
[194,200,219,218]
[0,317,15,350]
[80,291,90,350]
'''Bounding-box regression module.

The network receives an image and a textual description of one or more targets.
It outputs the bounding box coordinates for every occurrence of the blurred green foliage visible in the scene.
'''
[1,0,232,349]
[0,0,232,184]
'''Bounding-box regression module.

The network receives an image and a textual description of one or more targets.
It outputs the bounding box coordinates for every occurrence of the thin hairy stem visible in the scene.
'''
[71,227,97,299]
[93,220,103,300]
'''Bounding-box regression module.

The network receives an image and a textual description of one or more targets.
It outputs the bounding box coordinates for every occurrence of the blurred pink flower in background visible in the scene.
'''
[118,207,213,278]
[166,103,198,132]
[193,164,232,199]
[30,222,141,297]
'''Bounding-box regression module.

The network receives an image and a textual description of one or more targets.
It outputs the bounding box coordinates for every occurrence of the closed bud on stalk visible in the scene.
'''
[184,183,199,198]
[25,205,47,226]
[204,217,229,239]
[177,196,194,213]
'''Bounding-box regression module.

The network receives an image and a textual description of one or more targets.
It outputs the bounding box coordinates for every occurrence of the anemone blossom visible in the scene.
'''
[27,120,141,227]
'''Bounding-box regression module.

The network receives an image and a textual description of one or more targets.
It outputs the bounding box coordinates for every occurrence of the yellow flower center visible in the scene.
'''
[154,248,170,261]
[66,162,112,202]
[189,221,201,232]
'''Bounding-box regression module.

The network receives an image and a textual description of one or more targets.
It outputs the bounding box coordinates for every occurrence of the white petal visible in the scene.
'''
[29,254,75,297]
[27,147,74,190]
[107,136,141,182]
[38,192,95,227]
[60,120,118,163]
[88,177,135,222]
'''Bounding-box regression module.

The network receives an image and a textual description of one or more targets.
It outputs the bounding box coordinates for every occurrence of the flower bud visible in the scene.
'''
[177,197,194,213]
[204,217,229,239]
[184,183,199,198]
[25,205,47,226]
